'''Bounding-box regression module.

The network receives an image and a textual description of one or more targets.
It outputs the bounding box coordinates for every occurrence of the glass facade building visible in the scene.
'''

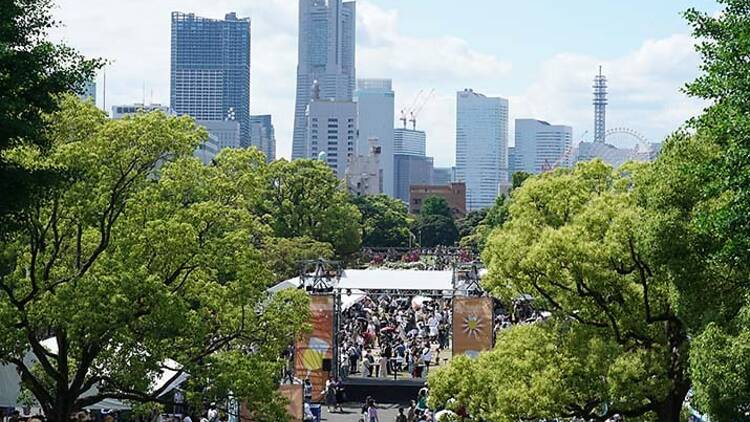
[292,0,356,160]
[171,12,251,147]
[455,89,509,211]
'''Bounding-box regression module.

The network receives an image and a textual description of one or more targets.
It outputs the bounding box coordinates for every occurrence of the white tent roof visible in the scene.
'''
[268,269,457,295]
[337,269,454,292]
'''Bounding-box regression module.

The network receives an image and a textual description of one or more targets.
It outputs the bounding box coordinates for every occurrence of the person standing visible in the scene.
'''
[407,401,417,422]
[366,399,379,422]
[395,408,407,422]
[324,378,337,413]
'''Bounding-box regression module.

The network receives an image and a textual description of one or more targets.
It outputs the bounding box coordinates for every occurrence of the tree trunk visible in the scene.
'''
[654,319,691,422]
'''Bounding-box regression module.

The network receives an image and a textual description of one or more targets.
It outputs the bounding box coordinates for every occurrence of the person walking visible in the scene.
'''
[395,408,407,422]
[324,378,337,413]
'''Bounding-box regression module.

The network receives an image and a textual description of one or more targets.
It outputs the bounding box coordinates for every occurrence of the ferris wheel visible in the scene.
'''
[603,127,650,151]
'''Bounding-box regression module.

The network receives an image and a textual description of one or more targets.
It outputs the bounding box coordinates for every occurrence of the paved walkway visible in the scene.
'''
[320,403,402,421]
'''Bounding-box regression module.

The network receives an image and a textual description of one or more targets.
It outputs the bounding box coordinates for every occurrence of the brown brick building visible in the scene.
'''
[409,182,467,219]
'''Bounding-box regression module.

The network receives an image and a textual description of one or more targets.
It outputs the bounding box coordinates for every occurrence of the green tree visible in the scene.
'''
[0,0,102,234]
[352,194,411,247]
[412,215,458,247]
[432,161,689,421]
[0,97,309,421]
[511,171,532,190]
[259,159,362,256]
[420,196,453,218]
[630,2,750,419]
[262,236,335,283]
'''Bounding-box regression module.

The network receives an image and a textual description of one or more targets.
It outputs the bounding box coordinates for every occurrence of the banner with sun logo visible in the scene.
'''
[452,296,493,358]
[295,295,334,402]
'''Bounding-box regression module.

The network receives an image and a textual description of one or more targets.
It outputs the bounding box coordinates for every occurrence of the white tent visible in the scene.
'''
[0,340,187,410]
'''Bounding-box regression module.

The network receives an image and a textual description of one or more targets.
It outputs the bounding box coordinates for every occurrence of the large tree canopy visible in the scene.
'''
[0,0,101,234]
[430,161,689,422]
[0,97,309,421]
[258,159,362,256]
[352,194,411,247]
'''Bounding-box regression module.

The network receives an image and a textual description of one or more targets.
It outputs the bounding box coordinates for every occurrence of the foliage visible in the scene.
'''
[259,159,362,256]
[412,215,458,248]
[352,194,412,247]
[511,171,532,190]
[458,195,509,252]
[456,209,487,240]
[0,0,102,234]
[626,2,750,419]
[0,97,309,421]
[262,236,334,283]
[420,196,453,219]
[432,161,690,421]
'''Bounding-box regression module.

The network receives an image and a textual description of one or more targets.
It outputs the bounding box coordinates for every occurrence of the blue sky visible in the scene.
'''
[52,0,719,166]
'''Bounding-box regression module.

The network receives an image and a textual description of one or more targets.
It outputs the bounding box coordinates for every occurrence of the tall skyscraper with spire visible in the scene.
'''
[291,0,356,160]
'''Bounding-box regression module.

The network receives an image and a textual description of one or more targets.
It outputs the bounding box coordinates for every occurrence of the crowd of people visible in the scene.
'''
[337,295,452,381]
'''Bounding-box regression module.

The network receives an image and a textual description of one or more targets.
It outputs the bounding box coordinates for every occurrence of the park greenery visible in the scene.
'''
[4,0,750,420]
[429,1,750,421]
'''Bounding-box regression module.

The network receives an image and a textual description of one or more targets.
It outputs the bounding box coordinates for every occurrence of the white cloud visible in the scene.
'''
[510,33,705,150]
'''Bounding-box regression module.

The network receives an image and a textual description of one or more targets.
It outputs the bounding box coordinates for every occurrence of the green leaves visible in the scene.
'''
[352,194,411,247]
[0,97,311,419]
[432,161,690,421]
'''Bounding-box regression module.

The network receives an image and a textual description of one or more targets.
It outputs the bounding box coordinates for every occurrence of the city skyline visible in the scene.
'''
[50,0,715,167]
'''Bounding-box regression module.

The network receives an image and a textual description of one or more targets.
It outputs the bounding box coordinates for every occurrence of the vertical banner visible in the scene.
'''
[279,384,304,421]
[295,295,334,402]
[452,296,493,358]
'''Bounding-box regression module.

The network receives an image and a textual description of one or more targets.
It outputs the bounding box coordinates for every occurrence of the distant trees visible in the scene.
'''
[352,194,412,247]
[411,196,458,247]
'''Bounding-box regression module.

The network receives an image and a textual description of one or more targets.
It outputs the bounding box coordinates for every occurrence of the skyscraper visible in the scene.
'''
[455,89,509,211]
[514,119,573,174]
[170,12,251,147]
[250,115,276,162]
[394,128,427,157]
[292,0,356,160]
[356,79,394,196]
[307,98,357,178]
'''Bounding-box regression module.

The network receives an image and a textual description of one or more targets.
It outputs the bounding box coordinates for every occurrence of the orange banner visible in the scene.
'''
[295,295,334,402]
[452,296,493,358]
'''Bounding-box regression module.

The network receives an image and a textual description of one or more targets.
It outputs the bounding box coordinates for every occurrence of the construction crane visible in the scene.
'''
[400,89,424,128]
[408,89,435,130]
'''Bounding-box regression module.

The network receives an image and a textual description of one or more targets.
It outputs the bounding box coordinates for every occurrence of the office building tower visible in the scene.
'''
[111,103,171,119]
[250,115,276,162]
[171,12,251,147]
[514,119,573,174]
[455,89,509,211]
[394,128,427,157]
[198,120,241,151]
[292,0,356,160]
[346,137,382,196]
[507,146,518,178]
[307,98,357,178]
[356,79,394,196]
[433,167,454,186]
[394,154,434,204]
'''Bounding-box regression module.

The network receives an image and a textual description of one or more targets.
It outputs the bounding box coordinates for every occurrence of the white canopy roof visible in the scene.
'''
[337,269,454,292]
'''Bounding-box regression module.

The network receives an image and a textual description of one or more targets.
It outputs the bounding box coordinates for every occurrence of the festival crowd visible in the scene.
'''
[337,295,452,380]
